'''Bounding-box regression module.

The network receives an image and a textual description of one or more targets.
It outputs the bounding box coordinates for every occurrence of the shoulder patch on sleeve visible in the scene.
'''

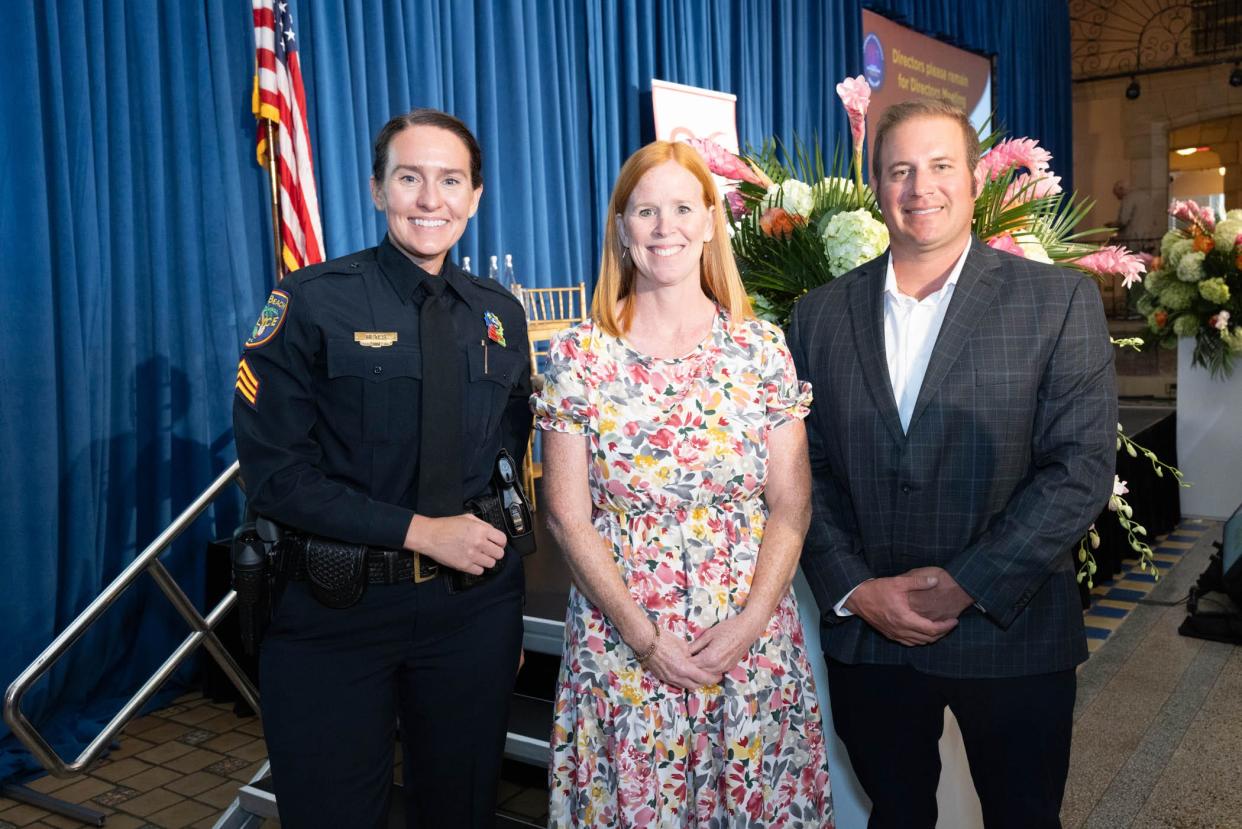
[245,288,290,348]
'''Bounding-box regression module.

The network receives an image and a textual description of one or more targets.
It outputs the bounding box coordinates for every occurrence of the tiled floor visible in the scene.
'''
[0,695,268,828]
[0,692,549,828]
[3,517,1231,828]
[1065,517,1242,829]
[1082,520,1210,652]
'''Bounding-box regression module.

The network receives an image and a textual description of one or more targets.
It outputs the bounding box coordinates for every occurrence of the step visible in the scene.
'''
[504,692,554,766]
[522,615,565,655]
[216,768,548,828]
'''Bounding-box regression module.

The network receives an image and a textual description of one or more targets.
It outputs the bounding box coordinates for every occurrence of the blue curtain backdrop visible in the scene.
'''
[0,0,1071,782]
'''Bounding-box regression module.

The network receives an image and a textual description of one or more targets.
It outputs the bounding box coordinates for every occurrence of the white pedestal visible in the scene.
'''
[794,573,983,829]
[1176,339,1242,520]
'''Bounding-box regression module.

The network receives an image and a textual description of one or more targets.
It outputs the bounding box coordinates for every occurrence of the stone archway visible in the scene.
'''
[1168,111,1242,209]
[1112,68,1242,237]
[1074,68,1242,243]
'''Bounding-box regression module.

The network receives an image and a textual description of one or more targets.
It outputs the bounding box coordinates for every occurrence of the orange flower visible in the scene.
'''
[1151,255,1163,270]
[1193,231,1214,253]
[759,208,804,239]
[1154,310,1169,329]
[1234,251,1242,271]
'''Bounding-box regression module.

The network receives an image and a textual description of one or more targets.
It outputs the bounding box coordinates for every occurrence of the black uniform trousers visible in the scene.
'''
[826,657,1077,829]
[260,552,524,829]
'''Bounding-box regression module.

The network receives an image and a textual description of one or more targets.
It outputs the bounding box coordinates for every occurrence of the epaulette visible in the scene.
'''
[468,272,525,310]
[282,247,379,287]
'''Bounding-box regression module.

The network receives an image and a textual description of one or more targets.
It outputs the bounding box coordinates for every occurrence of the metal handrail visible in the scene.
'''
[3,459,260,776]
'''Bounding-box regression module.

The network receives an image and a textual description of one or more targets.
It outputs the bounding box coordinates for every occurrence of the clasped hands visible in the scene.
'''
[844,566,975,647]
[627,611,766,691]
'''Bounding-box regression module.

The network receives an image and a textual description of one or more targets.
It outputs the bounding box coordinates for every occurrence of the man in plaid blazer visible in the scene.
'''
[788,101,1117,828]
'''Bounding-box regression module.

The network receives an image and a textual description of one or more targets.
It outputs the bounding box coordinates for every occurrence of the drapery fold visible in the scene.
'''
[0,0,1071,781]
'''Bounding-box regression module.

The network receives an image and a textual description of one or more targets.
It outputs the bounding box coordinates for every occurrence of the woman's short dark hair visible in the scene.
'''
[371,108,482,188]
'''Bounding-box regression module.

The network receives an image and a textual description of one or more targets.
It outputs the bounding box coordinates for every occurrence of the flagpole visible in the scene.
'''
[264,119,285,284]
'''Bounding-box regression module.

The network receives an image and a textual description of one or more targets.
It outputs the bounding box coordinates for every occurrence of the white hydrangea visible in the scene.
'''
[1165,237,1194,270]
[1225,209,1242,222]
[1014,233,1053,264]
[1177,250,1205,282]
[763,179,815,218]
[1214,218,1242,253]
[822,209,889,275]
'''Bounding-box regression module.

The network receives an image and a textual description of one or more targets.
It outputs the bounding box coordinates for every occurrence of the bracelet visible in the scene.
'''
[632,620,660,663]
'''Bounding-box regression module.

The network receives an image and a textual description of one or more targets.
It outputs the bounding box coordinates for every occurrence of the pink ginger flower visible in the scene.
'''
[835,75,871,146]
[1200,202,1217,231]
[685,138,766,187]
[724,188,748,220]
[1137,251,1156,270]
[986,233,1026,258]
[1074,245,1147,288]
[1168,199,1196,223]
[1003,172,1063,205]
[1169,198,1216,231]
[979,137,1054,181]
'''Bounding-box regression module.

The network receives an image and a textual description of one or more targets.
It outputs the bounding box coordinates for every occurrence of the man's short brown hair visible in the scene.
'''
[870,100,980,183]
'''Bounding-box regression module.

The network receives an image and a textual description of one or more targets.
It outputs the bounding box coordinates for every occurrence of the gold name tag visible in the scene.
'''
[354,331,398,348]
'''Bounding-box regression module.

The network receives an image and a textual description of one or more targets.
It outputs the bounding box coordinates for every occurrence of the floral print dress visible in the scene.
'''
[532,310,834,828]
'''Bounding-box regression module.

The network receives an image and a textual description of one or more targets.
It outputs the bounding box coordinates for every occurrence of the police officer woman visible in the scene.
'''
[233,109,531,828]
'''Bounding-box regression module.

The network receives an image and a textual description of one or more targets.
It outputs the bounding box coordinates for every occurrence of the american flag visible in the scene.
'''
[252,0,324,274]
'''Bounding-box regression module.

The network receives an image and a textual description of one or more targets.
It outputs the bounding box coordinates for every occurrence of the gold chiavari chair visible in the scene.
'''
[521,282,589,509]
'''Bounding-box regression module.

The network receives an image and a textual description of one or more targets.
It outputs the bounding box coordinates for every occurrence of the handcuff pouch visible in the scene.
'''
[303,536,368,608]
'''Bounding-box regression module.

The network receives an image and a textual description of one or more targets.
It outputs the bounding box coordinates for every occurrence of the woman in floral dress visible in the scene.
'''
[533,141,833,827]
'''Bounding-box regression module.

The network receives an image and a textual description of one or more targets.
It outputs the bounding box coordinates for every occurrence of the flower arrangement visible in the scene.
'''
[688,75,1180,585]
[697,77,1146,325]
[1135,200,1242,377]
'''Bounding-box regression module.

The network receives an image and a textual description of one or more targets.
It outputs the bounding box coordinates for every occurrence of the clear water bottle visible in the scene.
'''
[461,256,472,273]
[502,253,519,294]
[487,255,499,282]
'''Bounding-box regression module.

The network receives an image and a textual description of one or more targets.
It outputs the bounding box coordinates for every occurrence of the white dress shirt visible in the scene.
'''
[833,240,974,616]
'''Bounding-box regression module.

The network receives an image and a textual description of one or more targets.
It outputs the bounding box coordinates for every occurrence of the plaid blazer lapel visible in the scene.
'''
[848,252,905,444]
[907,237,1003,433]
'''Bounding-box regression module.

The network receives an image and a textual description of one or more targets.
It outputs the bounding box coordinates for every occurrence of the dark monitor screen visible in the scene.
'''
[1223,503,1242,575]
[1221,504,1242,607]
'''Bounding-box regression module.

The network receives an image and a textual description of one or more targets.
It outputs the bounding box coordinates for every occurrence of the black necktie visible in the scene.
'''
[417,278,464,517]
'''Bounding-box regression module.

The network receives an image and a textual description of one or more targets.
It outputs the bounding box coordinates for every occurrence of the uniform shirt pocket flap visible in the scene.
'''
[327,339,421,382]
[469,344,525,386]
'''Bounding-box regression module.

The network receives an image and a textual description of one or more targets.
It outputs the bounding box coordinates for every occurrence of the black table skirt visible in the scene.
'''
[1078,407,1181,605]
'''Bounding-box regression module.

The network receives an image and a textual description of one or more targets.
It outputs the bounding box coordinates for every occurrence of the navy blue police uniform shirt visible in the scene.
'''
[233,235,532,549]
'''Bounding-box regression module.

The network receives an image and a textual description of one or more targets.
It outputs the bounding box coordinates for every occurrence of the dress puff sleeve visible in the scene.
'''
[759,321,813,430]
[530,324,593,435]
